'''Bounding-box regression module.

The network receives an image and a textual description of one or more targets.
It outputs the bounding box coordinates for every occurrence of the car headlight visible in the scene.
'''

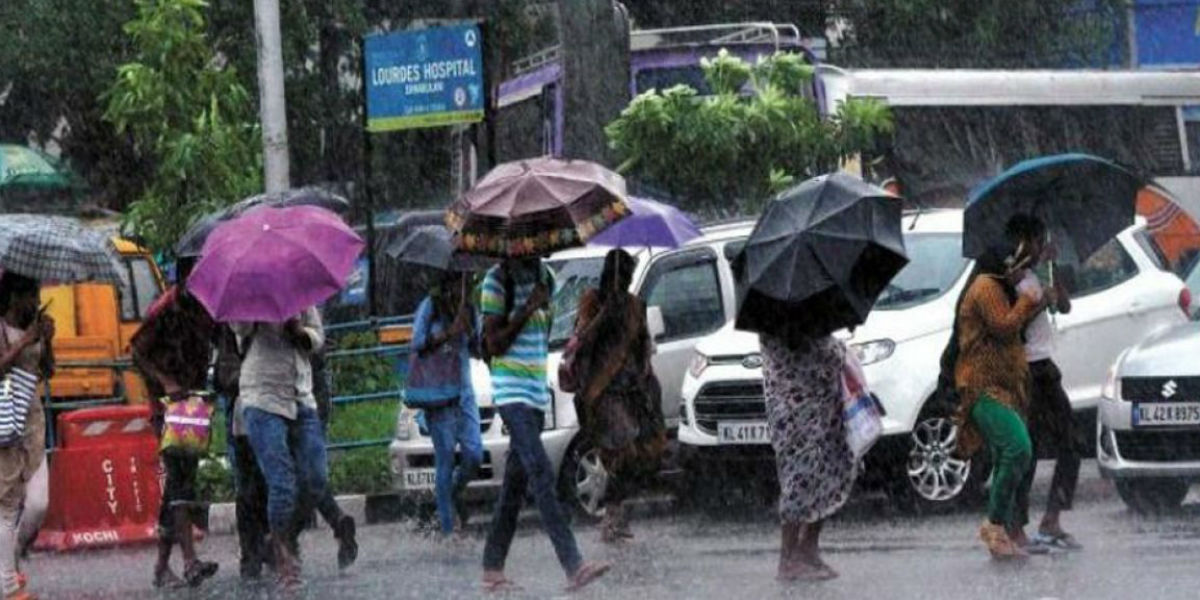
[395,408,416,441]
[850,339,896,366]
[1102,363,1122,401]
[688,352,710,379]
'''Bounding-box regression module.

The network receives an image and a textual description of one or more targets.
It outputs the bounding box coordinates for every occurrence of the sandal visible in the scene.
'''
[183,560,219,587]
[152,568,186,589]
[566,561,611,592]
[482,577,522,593]
[1034,531,1083,551]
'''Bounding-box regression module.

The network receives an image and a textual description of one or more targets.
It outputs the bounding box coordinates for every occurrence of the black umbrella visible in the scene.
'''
[734,172,909,339]
[174,186,351,257]
[385,225,492,272]
[963,154,1143,262]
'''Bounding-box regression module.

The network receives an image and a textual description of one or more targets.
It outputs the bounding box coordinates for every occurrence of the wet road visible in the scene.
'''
[29,461,1200,599]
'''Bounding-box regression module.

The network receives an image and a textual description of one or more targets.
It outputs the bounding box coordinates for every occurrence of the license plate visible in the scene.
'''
[1133,403,1200,427]
[718,422,770,445]
[403,468,436,489]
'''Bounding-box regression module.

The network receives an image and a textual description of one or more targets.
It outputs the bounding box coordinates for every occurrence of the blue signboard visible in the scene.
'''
[1136,0,1200,68]
[338,256,368,306]
[363,24,485,131]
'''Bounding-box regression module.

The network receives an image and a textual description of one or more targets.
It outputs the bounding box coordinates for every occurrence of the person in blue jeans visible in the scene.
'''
[232,306,328,588]
[410,271,483,536]
[479,258,610,593]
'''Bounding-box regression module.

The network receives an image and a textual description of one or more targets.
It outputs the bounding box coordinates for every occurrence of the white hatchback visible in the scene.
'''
[679,209,1191,510]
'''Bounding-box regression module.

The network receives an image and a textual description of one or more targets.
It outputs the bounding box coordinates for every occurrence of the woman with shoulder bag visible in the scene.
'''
[131,259,220,589]
[409,271,482,538]
[0,272,54,600]
[567,249,665,544]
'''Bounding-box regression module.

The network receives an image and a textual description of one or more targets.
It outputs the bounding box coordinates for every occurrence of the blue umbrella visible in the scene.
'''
[964,153,1143,262]
[588,196,701,249]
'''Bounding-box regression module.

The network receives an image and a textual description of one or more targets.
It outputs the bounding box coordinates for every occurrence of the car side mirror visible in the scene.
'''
[647,306,666,341]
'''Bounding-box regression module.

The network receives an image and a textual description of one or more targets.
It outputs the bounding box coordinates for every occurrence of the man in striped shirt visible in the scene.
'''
[479,258,609,593]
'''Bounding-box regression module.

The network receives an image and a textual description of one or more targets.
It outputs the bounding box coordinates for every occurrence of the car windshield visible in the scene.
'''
[547,257,607,349]
[873,232,968,311]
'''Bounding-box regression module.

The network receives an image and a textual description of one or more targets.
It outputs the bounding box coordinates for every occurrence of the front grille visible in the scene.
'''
[693,380,766,435]
[1122,377,1200,402]
[1114,430,1200,462]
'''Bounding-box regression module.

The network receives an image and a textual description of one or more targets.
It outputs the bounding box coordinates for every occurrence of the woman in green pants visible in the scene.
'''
[951,244,1043,560]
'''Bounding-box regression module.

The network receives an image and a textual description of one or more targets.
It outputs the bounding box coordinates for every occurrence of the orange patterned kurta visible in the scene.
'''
[953,275,1041,457]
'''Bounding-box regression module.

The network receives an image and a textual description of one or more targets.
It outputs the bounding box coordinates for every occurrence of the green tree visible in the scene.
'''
[828,0,1126,68]
[605,50,893,215]
[102,0,263,253]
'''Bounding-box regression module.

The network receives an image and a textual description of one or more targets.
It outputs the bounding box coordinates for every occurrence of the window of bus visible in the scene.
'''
[1185,106,1200,174]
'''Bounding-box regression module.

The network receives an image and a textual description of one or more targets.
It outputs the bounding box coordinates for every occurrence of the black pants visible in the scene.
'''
[158,453,202,543]
[1016,359,1082,525]
[230,433,271,568]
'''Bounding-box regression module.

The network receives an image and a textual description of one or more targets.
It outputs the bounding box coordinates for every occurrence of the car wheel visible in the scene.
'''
[892,410,987,513]
[1115,478,1189,515]
[557,440,608,521]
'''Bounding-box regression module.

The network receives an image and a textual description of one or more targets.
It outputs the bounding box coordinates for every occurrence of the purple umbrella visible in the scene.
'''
[187,205,364,322]
[588,196,701,249]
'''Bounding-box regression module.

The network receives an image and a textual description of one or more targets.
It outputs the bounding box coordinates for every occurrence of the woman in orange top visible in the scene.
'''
[952,243,1043,560]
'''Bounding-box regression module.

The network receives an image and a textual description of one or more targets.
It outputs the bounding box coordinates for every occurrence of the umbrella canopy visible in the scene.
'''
[445,157,630,257]
[734,172,908,339]
[0,145,71,188]
[964,153,1143,262]
[385,225,493,272]
[588,196,701,249]
[0,214,123,284]
[187,206,364,322]
[175,186,352,258]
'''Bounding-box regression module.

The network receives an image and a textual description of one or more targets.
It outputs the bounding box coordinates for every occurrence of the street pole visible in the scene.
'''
[254,0,291,192]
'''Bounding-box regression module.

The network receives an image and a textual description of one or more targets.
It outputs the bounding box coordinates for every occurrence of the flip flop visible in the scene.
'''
[1034,531,1083,551]
[566,561,612,592]
[482,578,522,594]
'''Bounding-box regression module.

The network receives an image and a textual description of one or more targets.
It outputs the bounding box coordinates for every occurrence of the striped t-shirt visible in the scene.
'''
[480,264,554,410]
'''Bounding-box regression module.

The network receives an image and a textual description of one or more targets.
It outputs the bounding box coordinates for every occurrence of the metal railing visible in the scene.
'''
[39,313,418,453]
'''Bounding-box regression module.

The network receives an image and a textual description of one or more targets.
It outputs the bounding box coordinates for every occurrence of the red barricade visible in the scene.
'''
[35,404,163,552]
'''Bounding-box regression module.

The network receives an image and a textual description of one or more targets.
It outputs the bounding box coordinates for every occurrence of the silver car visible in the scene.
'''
[1098,279,1200,514]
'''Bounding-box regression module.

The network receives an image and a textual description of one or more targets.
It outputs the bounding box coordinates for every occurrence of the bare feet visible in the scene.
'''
[152,567,186,589]
[777,559,838,582]
[482,570,521,593]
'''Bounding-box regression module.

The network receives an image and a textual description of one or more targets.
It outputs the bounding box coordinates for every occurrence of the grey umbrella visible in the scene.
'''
[0,214,123,283]
[386,225,493,272]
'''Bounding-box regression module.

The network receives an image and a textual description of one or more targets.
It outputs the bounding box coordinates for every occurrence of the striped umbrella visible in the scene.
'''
[0,214,123,283]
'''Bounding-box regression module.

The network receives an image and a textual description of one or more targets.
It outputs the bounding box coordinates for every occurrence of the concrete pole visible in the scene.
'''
[254,0,291,192]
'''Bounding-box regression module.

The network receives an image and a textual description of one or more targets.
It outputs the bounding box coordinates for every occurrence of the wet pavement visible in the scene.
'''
[28,461,1200,599]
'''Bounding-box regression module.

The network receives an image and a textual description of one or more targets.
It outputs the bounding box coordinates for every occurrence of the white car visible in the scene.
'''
[679,209,1191,510]
[389,221,754,516]
[1097,263,1200,514]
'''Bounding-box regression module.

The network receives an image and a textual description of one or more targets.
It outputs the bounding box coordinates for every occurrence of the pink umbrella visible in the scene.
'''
[187,205,364,322]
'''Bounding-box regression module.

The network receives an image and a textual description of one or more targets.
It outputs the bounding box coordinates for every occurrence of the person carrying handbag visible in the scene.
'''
[0,272,54,600]
[567,249,665,544]
[408,271,482,537]
[130,259,220,589]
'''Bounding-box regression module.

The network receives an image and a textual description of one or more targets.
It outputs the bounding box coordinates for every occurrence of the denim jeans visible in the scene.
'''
[483,404,582,575]
[426,397,484,534]
[244,404,330,536]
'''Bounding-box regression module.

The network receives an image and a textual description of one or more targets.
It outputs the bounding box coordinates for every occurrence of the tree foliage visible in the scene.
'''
[605,50,893,215]
[101,0,262,253]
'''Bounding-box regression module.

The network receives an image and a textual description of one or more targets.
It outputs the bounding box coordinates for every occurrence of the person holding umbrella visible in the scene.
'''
[733,173,907,582]
[187,205,363,588]
[409,269,483,537]
[446,157,627,592]
[950,243,1044,560]
[0,273,53,600]
[0,214,123,600]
